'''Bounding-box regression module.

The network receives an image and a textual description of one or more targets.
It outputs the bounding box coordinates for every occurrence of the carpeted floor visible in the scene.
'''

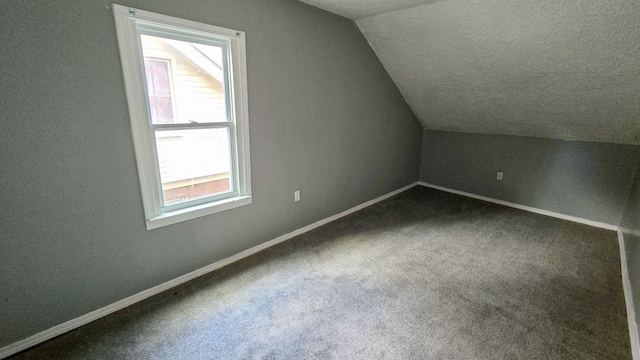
[9,186,631,359]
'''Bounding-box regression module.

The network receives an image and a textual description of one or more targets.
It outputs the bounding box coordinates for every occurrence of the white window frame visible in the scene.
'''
[113,4,252,230]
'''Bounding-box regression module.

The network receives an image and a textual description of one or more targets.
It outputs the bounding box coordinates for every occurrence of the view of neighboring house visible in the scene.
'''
[140,35,231,205]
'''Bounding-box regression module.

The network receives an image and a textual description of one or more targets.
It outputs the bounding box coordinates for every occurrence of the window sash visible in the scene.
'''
[137,28,234,125]
[150,123,241,212]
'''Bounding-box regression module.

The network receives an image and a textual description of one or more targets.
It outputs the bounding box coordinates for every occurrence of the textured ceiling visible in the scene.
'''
[296,0,441,20]
[300,0,640,144]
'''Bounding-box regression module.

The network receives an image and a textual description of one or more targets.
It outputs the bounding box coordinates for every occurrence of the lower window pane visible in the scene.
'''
[155,128,232,206]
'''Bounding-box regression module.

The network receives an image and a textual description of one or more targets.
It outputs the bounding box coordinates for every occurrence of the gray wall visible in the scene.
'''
[420,130,640,225]
[0,0,422,347]
[622,159,640,335]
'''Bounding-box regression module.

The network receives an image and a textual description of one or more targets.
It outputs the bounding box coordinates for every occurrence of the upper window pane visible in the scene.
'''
[140,34,228,124]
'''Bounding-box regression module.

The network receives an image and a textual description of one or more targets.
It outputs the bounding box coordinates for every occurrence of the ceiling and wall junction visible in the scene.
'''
[299,0,640,144]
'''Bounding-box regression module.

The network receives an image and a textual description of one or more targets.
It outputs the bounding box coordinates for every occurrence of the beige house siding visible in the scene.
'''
[174,60,226,123]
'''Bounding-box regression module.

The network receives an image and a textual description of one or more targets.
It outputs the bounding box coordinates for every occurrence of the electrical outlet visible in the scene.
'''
[496,172,503,180]
[294,190,300,202]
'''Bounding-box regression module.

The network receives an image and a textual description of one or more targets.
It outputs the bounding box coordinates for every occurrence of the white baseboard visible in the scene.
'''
[0,182,418,359]
[618,230,640,360]
[418,182,618,231]
[621,227,640,238]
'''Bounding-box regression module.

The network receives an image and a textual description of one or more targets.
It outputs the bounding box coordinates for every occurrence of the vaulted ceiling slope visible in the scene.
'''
[299,0,640,144]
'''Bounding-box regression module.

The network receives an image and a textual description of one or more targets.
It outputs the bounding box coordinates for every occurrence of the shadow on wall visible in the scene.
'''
[525,142,607,221]
[621,159,640,234]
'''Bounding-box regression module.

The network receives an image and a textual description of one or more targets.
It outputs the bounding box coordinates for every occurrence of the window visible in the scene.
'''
[113,4,251,230]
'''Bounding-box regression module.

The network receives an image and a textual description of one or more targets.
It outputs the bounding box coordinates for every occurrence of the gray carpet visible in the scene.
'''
[10,186,631,359]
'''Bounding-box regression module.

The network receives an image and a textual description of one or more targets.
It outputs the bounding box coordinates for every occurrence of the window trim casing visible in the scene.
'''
[113,4,252,230]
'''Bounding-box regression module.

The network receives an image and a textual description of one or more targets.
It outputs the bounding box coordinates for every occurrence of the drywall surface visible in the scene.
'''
[620,164,640,235]
[622,159,640,334]
[622,164,640,235]
[420,131,640,225]
[296,0,441,20]
[356,0,640,145]
[0,0,422,348]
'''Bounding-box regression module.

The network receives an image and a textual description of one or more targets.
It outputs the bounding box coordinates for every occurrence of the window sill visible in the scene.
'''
[146,195,252,230]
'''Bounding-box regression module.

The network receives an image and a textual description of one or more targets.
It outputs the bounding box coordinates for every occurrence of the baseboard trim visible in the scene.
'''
[418,182,618,231]
[621,227,640,238]
[618,230,640,360]
[0,182,418,359]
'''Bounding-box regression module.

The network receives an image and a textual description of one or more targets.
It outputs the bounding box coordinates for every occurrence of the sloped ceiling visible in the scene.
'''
[298,0,640,144]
